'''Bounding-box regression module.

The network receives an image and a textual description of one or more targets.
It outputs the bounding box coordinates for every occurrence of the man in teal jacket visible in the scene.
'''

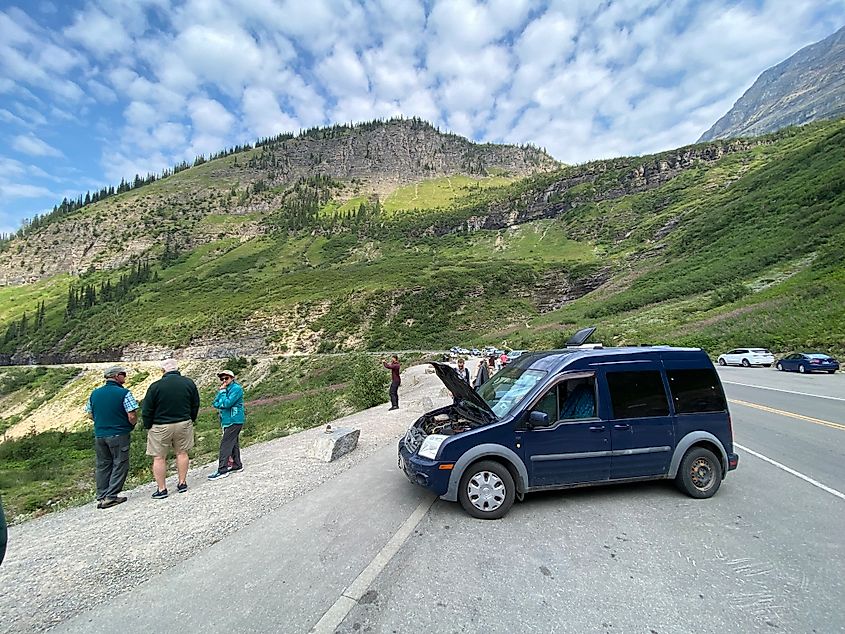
[208,369,245,480]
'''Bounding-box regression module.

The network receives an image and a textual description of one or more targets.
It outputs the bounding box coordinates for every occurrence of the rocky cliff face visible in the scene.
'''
[0,119,557,285]
[699,26,845,141]
[420,137,769,238]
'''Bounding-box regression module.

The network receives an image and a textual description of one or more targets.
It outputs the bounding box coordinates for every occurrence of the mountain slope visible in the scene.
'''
[0,118,556,285]
[1,119,844,363]
[699,26,845,141]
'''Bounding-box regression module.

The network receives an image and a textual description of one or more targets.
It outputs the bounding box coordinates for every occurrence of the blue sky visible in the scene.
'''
[0,0,843,234]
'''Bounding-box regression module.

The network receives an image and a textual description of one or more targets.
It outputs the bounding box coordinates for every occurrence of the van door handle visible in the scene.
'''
[589,425,605,432]
[614,423,631,430]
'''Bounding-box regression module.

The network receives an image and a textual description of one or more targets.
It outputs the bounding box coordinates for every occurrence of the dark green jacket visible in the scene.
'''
[142,371,200,428]
[89,381,134,438]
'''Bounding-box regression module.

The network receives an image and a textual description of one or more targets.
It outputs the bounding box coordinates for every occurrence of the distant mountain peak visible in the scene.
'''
[698,25,845,142]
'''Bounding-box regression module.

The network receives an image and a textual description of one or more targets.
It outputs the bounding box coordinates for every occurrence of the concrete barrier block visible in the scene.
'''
[308,426,360,462]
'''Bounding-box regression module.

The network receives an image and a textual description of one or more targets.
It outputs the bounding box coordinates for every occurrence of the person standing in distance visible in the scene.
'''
[86,366,138,509]
[142,359,199,498]
[207,369,245,481]
[383,354,401,410]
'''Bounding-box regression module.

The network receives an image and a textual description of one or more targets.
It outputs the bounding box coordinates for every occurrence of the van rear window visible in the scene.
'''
[667,369,727,413]
[606,371,669,419]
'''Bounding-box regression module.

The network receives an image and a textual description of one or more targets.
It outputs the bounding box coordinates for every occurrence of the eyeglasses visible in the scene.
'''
[117,372,127,377]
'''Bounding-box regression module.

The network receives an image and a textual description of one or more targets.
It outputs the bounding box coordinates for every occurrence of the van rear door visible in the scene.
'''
[601,364,674,479]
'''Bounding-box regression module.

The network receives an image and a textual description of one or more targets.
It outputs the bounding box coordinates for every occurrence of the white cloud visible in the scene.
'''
[242,86,299,137]
[64,7,132,56]
[187,97,234,137]
[0,182,53,198]
[316,44,370,97]
[12,134,63,158]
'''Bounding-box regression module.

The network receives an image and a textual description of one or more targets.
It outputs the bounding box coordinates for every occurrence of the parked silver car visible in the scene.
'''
[717,348,774,367]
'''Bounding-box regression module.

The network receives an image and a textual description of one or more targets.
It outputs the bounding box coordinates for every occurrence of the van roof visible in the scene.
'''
[510,346,708,373]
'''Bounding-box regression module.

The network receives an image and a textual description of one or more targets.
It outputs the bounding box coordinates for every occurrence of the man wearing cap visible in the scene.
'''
[86,366,139,509]
[142,359,200,498]
[207,369,245,480]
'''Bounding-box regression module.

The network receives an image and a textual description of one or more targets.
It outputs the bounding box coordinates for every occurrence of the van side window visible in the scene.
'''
[606,371,669,419]
[559,379,596,419]
[532,377,597,423]
[667,369,727,413]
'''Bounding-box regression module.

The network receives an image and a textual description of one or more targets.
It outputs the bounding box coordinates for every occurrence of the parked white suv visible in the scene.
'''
[717,348,775,367]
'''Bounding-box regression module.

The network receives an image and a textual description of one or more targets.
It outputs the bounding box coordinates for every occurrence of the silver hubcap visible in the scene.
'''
[467,470,506,512]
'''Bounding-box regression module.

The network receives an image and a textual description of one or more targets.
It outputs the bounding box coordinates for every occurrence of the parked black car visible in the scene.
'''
[776,352,839,374]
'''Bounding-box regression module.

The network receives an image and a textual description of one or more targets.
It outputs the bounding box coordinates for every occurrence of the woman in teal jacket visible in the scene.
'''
[208,369,245,480]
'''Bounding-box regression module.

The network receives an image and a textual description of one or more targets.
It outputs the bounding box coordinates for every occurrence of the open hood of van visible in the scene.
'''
[430,362,496,418]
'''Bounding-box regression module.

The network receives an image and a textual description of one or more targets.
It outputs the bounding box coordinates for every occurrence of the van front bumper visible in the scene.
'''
[397,440,451,496]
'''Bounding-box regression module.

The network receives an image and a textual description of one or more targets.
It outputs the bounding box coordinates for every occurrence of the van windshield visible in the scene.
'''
[477,366,547,417]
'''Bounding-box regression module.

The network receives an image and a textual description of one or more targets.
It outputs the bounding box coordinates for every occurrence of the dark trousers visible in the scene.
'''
[218,424,243,472]
[95,433,130,500]
[389,381,400,408]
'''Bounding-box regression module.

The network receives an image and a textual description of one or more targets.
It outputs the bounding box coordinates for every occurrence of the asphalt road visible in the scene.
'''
[54,365,845,633]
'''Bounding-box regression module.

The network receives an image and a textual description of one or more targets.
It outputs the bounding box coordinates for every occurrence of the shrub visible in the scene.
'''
[347,354,390,409]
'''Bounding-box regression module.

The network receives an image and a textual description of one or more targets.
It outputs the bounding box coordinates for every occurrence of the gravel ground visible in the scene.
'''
[0,364,452,634]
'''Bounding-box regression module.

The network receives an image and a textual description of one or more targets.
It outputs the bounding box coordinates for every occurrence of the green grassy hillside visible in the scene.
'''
[1,119,843,360]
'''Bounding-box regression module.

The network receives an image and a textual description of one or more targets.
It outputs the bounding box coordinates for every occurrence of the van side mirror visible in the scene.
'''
[528,411,549,428]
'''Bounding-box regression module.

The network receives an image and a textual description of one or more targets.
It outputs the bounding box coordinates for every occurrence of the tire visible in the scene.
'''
[776,363,783,371]
[828,370,836,374]
[718,358,726,366]
[458,460,516,520]
[675,447,722,499]
[764,364,772,368]
[741,358,750,367]
[798,364,806,374]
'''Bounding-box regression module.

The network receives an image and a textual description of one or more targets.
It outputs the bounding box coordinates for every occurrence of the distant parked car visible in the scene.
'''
[506,349,528,363]
[776,352,839,374]
[717,348,774,367]
[471,348,481,356]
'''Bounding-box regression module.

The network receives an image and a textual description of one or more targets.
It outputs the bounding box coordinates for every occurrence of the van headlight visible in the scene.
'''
[418,434,448,460]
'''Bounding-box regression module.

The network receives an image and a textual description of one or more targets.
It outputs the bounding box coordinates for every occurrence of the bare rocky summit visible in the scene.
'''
[0,119,557,285]
[699,26,845,141]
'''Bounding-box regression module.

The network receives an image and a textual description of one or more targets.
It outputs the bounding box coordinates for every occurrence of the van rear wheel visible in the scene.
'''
[676,447,722,499]
[458,460,515,520]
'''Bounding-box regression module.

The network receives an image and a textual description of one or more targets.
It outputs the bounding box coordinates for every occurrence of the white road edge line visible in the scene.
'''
[310,494,438,634]
[722,380,845,402]
[735,442,845,501]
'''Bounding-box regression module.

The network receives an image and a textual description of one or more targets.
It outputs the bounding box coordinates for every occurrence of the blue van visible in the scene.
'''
[398,330,738,519]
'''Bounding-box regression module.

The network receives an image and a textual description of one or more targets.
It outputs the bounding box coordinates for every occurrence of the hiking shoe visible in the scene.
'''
[151,489,168,499]
[207,471,229,481]
[388,406,399,411]
[229,465,243,473]
[100,497,127,509]
[177,482,188,493]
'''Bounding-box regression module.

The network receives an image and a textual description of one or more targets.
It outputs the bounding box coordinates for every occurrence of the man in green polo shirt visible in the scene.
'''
[86,365,139,509]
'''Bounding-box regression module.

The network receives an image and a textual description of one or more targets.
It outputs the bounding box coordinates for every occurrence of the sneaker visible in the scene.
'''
[100,496,127,509]
[388,406,399,411]
[177,482,188,493]
[151,489,168,499]
[229,465,243,473]
[207,470,229,481]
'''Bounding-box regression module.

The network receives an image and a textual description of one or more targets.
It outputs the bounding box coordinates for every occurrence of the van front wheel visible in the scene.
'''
[676,447,722,499]
[458,460,515,519]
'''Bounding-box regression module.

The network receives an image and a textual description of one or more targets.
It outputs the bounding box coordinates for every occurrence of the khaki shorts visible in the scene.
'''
[146,420,194,457]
